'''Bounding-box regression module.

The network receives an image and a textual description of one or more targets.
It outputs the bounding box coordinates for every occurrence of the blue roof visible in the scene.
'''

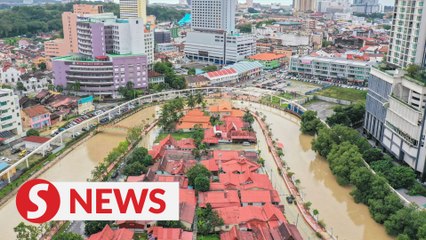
[178,13,191,26]
[276,21,302,26]
[0,162,9,171]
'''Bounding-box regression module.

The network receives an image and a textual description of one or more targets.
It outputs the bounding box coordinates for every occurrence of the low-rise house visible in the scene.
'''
[149,134,197,160]
[23,136,50,151]
[21,105,51,129]
[210,172,274,191]
[149,226,193,240]
[180,188,196,229]
[116,220,154,233]
[204,116,256,144]
[175,109,212,131]
[240,190,281,206]
[198,190,240,209]
[216,204,287,232]
[204,68,238,86]
[87,225,133,240]
[248,53,286,69]
[185,75,209,88]
[148,71,165,84]
[223,61,263,81]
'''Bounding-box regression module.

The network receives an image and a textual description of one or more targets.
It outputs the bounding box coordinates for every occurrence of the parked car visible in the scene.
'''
[11,148,21,154]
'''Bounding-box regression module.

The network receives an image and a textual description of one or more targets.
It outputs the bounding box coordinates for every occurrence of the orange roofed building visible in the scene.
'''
[198,190,241,209]
[176,109,211,131]
[209,101,244,118]
[150,226,193,240]
[87,225,133,240]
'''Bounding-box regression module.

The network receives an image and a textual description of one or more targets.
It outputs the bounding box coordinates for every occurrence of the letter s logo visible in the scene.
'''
[16,179,60,224]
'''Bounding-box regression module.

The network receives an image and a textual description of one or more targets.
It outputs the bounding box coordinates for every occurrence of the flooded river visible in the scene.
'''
[234,101,392,240]
[0,106,158,240]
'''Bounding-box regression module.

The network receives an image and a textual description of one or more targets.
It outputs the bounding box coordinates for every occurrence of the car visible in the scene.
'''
[242,142,250,146]
[0,157,6,161]
[11,148,21,154]
[19,149,27,157]
[286,195,295,204]
[111,171,119,179]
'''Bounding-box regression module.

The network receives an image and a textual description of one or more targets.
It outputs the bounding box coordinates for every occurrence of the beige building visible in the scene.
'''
[294,0,317,12]
[119,0,147,22]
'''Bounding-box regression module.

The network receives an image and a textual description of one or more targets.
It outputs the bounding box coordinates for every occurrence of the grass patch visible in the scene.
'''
[155,132,195,143]
[134,232,148,240]
[197,235,220,240]
[315,86,367,103]
[260,96,289,109]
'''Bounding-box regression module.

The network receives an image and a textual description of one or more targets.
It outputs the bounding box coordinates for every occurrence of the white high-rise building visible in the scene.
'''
[185,0,256,64]
[364,0,426,179]
[119,0,147,21]
[144,30,154,68]
[0,89,23,141]
[191,0,237,33]
[388,0,426,68]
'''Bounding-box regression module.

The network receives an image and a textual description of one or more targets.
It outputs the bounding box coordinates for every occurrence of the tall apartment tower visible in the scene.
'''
[387,0,426,68]
[294,0,317,12]
[364,0,426,179]
[191,0,237,33]
[119,0,147,21]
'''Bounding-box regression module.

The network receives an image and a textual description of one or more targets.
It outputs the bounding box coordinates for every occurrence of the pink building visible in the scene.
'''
[44,4,103,57]
[21,105,51,129]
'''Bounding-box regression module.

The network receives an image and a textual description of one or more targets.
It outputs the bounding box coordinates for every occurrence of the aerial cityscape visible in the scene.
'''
[0,0,425,239]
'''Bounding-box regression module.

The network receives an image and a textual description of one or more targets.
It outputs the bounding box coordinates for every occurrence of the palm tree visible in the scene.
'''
[195,92,203,105]
[187,94,196,108]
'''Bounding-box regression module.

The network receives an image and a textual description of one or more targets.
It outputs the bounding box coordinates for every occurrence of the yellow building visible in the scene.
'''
[119,0,147,22]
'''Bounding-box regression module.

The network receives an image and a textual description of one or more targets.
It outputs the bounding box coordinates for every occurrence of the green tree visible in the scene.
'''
[156,221,186,229]
[350,167,376,203]
[38,62,46,71]
[202,65,218,73]
[387,166,416,189]
[195,92,204,105]
[362,148,384,163]
[368,194,403,224]
[84,221,113,236]
[123,161,146,176]
[327,142,363,185]
[26,129,40,136]
[194,175,210,192]
[187,164,211,186]
[188,68,196,75]
[300,110,323,135]
[243,110,254,125]
[16,81,26,91]
[14,222,41,240]
[52,232,83,240]
[197,204,224,235]
[209,115,220,126]
[127,126,142,144]
[187,94,196,109]
[237,23,252,33]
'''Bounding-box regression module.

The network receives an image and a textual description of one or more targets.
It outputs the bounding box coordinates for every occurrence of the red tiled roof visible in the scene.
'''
[22,105,50,118]
[87,225,133,240]
[126,174,145,182]
[221,226,256,240]
[24,136,50,144]
[198,190,240,209]
[206,68,237,78]
[209,101,232,113]
[151,226,193,240]
[217,204,287,226]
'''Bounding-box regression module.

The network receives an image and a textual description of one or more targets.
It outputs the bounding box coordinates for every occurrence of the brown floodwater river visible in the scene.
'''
[234,101,392,240]
[0,106,158,240]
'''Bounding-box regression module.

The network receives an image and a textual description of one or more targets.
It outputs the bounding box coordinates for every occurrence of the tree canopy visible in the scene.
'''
[300,110,323,135]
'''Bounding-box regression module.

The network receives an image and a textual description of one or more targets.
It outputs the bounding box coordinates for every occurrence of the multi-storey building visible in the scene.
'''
[289,55,372,84]
[184,0,255,64]
[191,0,236,33]
[53,14,148,98]
[0,89,23,142]
[294,0,317,12]
[351,0,380,14]
[144,30,154,68]
[387,0,426,68]
[44,4,103,57]
[364,0,426,179]
[154,30,171,44]
[119,0,147,21]
[185,31,256,64]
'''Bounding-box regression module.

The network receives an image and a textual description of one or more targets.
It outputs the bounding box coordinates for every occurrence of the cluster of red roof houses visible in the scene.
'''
[87,102,302,240]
